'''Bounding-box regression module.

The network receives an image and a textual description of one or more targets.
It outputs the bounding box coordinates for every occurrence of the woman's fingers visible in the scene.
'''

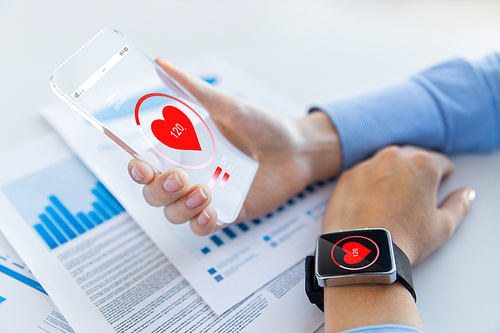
[142,168,191,207]
[128,159,156,185]
[436,188,475,241]
[189,206,220,236]
[162,184,212,224]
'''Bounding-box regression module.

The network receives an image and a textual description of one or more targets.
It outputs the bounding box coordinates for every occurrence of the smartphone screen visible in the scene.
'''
[51,28,259,224]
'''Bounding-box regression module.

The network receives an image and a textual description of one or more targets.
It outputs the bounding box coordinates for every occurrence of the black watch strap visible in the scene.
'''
[305,243,416,312]
[305,255,324,311]
[393,243,417,302]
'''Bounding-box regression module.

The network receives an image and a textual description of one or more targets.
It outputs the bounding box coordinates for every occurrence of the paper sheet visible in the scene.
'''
[41,57,333,314]
[0,232,74,333]
[0,133,324,333]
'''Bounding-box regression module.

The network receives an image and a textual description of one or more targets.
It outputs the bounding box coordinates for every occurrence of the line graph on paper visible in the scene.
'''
[0,232,46,294]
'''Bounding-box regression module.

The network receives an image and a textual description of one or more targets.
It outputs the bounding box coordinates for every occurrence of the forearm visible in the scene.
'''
[317,53,500,170]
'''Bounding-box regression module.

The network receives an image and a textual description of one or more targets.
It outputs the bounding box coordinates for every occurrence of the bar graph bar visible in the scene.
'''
[210,235,224,247]
[96,181,126,212]
[30,181,125,250]
[92,188,120,215]
[208,167,223,188]
[202,222,261,255]
[49,196,86,234]
[33,224,58,250]
[222,227,236,239]
[219,173,230,188]
[39,213,68,244]
[237,223,249,232]
[89,211,104,225]
[77,213,93,229]
[92,202,111,220]
[44,207,77,239]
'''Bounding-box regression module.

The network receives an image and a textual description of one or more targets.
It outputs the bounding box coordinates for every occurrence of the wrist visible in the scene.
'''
[306,228,419,330]
[324,282,422,333]
[294,111,342,184]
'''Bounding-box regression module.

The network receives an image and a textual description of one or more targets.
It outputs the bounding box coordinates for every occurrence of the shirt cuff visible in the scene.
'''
[338,323,425,333]
[412,56,499,153]
[314,79,446,170]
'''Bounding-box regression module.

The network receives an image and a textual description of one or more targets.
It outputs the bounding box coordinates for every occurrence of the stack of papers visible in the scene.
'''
[0,58,325,332]
[3,56,500,333]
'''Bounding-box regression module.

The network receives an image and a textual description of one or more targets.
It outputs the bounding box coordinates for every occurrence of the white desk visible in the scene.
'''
[1,1,499,332]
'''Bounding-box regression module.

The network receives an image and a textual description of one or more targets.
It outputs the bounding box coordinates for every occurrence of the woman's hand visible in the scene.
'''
[322,145,473,264]
[321,145,475,332]
[128,58,342,235]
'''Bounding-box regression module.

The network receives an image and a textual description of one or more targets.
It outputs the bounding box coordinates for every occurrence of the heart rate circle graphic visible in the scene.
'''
[135,93,216,169]
[151,105,202,151]
[331,236,380,271]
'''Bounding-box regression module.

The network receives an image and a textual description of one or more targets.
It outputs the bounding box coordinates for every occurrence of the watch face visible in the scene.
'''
[316,229,395,278]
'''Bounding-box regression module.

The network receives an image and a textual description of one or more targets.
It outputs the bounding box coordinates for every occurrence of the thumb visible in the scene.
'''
[155,58,235,118]
[436,188,475,241]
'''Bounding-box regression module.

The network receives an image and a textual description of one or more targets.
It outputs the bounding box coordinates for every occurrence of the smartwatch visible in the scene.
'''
[305,228,416,312]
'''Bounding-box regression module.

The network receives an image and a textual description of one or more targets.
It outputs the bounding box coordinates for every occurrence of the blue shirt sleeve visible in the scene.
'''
[338,324,424,333]
[317,53,500,170]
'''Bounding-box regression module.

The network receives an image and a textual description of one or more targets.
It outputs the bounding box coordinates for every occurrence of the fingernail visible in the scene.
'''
[197,209,211,226]
[163,172,183,192]
[131,166,144,182]
[186,187,208,208]
[467,188,476,201]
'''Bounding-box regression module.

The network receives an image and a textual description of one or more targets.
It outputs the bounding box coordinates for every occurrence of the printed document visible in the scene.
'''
[41,56,500,330]
[41,57,332,314]
[0,133,324,332]
[0,231,74,333]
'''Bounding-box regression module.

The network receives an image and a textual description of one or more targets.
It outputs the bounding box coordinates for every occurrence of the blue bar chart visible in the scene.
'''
[199,178,332,257]
[202,178,333,283]
[32,182,125,249]
[2,157,125,250]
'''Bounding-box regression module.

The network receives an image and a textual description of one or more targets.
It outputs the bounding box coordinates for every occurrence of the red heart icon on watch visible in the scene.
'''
[342,242,371,265]
[151,105,202,151]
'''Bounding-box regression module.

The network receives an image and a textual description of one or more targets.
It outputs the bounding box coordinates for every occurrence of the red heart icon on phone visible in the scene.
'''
[151,105,202,151]
[342,242,371,265]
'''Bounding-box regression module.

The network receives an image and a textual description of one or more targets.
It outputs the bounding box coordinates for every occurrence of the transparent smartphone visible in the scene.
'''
[50,28,259,224]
